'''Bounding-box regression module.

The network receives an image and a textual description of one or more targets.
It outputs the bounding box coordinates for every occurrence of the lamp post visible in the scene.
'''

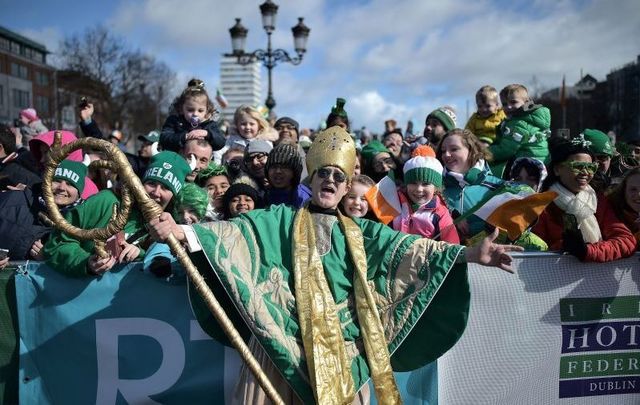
[225,0,310,113]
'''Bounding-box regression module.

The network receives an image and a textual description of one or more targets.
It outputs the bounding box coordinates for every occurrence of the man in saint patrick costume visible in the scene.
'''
[149,126,521,404]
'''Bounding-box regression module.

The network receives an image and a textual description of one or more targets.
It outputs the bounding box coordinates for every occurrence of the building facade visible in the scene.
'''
[219,56,261,123]
[0,26,55,126]
[607,55,640,140]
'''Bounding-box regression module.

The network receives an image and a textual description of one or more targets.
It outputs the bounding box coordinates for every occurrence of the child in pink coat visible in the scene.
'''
[392,146,459,243]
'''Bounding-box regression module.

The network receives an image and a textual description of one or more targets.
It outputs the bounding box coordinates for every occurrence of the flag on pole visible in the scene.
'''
[364,175,402,224]
[560,75,566,108]
[216,88,228,108]
[465,184,557,241]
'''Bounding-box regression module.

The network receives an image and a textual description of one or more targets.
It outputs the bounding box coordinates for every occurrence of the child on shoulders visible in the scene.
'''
[226,104,278,149]
[465,85,507,146]
[159,78,226,153]
[489,84,551,178]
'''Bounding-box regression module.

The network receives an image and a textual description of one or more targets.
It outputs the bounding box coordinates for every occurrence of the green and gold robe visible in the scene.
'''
[186,204,469,404]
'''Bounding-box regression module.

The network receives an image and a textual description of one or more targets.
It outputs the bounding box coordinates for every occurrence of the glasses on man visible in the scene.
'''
[245,153,268,163]
[316,167,347,183]
[562,161,599,175]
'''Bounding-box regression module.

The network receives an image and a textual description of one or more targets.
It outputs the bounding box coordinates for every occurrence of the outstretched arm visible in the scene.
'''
[464,228,524,273]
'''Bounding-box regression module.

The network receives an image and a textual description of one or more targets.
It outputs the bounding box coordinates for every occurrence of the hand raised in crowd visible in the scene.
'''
[79,103,94,122]
[465,228,524,273]
[10,126,22,146]
[148,212,186,243]
[29,239,44,261]
[87,253,116,276]
[118,241,140,264]
[7,183,27,191]
[0,256,9,270]
[185,129,208,140]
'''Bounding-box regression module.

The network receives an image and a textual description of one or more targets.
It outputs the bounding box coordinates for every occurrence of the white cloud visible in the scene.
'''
[17,27,63,65]
[12,0,636,134]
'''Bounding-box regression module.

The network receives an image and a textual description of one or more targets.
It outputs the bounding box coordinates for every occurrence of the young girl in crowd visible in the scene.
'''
[226,104,278,149]
[159,78,226,152]
[532,135,635,262]
[393,147,459,243]
[341,174,375,218]
[604,166,640,249]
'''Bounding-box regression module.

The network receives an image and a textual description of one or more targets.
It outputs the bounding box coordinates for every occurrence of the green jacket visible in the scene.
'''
[187,204,470,403]
[43,190,147,277]
[489,104,551,177]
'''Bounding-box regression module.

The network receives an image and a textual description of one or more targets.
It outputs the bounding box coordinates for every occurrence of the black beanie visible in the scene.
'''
[265,143,303,184]
[549,134,594,167]
[222,182,261,218]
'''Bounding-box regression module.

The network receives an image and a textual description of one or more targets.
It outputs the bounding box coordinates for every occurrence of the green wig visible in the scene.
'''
[196,162,228,187]
[172,183,209,222]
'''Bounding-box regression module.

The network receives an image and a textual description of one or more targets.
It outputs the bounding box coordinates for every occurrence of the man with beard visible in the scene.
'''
[424,106,457,148]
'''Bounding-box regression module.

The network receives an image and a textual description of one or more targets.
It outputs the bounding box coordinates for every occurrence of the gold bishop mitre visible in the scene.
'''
[305,126,356,180]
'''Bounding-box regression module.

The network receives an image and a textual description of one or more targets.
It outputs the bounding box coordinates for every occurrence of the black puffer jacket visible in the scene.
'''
[159,114,225,152]
[0,185,50,260]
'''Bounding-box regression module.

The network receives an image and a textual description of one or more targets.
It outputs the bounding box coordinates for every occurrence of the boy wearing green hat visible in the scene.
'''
[44,151,192,277]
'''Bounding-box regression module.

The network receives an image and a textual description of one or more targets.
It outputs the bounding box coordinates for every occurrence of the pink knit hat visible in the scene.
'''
[20,108,38,122]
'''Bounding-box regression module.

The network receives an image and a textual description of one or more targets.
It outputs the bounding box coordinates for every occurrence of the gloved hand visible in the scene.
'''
[148,257,172,278]
[563,228,587,261]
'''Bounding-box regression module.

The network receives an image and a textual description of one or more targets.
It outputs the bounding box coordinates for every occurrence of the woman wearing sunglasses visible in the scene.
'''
[532,135,635,262]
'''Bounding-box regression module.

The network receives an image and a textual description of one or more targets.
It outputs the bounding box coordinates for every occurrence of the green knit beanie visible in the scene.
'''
[143,151,191,196]
[427,107,457,131]
[403,156,443,188]
[582,129,614,157]
[53,160,87,194]
[360,140,391,166]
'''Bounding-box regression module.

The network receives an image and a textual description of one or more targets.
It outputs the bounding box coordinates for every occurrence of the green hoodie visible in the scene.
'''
[489,104,551,177]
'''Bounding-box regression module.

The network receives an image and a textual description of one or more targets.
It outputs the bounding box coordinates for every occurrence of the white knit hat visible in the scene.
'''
[403,155,443,188]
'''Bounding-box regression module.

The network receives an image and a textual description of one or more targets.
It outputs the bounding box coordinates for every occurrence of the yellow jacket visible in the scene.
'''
[464,109,507,144]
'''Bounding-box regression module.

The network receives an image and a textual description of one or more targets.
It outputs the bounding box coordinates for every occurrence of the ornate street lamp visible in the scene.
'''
[225,0,310,113]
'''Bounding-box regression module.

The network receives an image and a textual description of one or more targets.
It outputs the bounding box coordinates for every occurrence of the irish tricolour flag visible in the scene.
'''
[365,175,401,224]
[465,184,557,241]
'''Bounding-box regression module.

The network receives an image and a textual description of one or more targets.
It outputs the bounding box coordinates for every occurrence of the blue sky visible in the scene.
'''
[1,0,639,133]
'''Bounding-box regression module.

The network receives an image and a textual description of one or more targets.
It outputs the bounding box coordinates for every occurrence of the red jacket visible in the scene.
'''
[531,193,636,262]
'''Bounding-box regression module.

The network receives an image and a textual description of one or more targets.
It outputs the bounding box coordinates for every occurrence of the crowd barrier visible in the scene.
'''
[0,253,638,404]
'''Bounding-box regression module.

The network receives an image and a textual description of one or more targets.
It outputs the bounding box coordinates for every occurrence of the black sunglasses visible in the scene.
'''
[316,167,347,183]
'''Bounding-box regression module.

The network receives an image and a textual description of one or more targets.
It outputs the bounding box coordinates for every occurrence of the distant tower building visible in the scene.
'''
[219,56,261,123]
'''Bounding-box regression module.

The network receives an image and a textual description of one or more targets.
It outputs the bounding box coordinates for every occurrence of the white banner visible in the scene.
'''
[439,253,640,405]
